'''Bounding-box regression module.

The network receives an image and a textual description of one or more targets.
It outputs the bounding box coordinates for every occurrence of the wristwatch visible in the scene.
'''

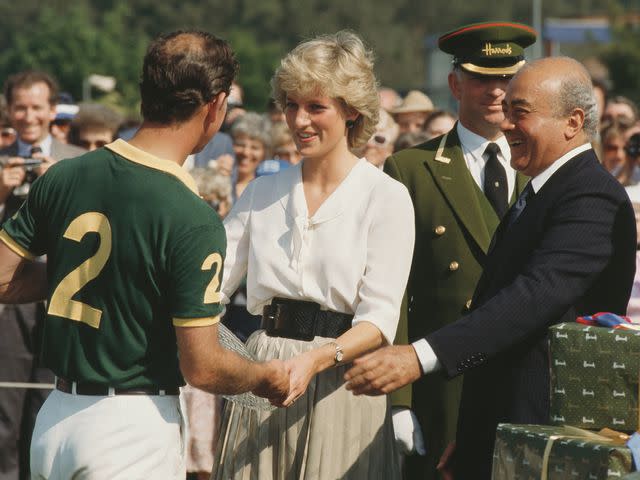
[329,341,344,364]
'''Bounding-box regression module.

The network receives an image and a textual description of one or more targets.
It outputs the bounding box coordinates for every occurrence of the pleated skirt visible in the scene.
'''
[212,330,401,480]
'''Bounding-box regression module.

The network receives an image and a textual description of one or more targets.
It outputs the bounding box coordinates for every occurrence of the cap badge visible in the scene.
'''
[481,43,512,56]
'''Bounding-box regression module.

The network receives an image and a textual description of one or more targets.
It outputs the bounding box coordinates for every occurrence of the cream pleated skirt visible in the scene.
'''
[212,330,401,480]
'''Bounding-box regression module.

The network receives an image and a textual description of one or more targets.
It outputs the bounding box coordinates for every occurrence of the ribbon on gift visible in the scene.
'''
[576,312,640,331]
[630,371,640,470]
[540,426,630,480]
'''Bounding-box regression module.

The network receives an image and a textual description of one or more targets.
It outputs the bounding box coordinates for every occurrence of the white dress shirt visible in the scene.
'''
[457,123,515,199]
[221,158,415,344]
[413,143,593,373]
[17,134,53,157]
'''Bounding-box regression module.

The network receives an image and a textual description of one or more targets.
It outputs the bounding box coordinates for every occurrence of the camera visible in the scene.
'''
[20,158,43,184]
[0,156,43,198]
[625,133,640,159]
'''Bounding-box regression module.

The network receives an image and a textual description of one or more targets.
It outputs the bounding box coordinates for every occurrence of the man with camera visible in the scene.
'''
[0,70,84,480]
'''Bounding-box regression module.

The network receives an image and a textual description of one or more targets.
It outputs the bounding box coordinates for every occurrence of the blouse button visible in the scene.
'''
[449,261,459,272]
[434,225,446,236]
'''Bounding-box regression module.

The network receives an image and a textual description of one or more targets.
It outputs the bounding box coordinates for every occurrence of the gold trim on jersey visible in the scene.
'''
[0,230,36,261]
[173,315,221,327]
[105,139,199,195]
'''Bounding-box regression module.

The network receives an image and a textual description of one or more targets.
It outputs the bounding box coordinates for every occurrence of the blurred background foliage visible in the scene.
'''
[0,0,637,115]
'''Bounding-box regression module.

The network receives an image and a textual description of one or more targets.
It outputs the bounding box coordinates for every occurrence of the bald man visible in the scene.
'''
[346,57,636,479]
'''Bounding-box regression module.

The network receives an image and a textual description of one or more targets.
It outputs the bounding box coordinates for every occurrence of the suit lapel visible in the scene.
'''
[426,128,494,253]
[514,172,529,199]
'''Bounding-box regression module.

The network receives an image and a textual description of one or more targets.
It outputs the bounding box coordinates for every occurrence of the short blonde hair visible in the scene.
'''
[271,31,380,149]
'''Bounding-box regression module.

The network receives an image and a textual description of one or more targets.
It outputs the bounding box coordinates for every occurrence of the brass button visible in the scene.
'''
[465,299,472,310]
[435,225,446,236]
[449,261,459,271]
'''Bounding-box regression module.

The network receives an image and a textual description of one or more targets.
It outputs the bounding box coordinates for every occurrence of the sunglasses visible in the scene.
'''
[1,128,16,138]
[368,134,390,147]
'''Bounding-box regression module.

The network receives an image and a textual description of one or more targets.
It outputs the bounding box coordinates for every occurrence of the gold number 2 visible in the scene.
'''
[201,252,222,304]
[48,212,112,329]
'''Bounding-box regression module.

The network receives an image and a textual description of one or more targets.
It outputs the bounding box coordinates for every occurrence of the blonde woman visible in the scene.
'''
[214,31,414,479]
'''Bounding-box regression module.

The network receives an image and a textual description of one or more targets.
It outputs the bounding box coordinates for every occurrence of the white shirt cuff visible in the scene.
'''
[412,338,442,374]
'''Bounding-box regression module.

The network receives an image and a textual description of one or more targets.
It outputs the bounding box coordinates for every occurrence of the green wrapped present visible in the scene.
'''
[491,424,633,480]
[549,322,640,431]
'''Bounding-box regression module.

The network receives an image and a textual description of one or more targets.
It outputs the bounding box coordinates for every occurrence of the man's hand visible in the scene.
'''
[344,345,422,395]
[0,157,27,201]
[252,359,290,406]
[31,152,55,177]
[392,407,426,456]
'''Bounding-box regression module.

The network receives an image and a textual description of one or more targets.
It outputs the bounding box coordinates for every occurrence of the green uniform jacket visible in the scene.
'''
[386,126,528,479]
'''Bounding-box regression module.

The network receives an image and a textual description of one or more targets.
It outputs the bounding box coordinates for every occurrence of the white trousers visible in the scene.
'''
[30,389,185,480]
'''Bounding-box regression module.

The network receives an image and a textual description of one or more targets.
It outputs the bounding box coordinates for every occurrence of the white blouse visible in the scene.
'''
[221,158,415,344]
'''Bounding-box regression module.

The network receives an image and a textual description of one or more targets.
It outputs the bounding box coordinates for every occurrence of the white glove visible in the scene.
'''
[392,407,426,456]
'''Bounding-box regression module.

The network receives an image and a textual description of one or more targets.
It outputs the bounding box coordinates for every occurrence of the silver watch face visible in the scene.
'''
[335,349,344,363]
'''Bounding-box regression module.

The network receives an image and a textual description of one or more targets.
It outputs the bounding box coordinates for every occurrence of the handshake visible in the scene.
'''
[250,345,327,408]
[248,346,427,458]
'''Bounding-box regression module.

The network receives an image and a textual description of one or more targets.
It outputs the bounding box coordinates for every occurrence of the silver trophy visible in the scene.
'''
[218,323,276,411]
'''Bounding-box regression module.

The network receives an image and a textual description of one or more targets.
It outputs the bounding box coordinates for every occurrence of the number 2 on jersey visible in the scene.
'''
[201,252,222,304]
[48,212,112,328]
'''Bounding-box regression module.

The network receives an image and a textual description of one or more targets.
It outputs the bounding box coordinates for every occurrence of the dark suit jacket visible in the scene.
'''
[384,126,527,479]
[426,148,637,479]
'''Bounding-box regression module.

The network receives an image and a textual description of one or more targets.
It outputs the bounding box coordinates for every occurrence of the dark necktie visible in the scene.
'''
[30,145,42,157]
[483,143,508,219]
[503,181,534,228]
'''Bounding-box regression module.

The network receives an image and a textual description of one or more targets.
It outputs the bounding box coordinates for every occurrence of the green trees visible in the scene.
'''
[0,0,634,113]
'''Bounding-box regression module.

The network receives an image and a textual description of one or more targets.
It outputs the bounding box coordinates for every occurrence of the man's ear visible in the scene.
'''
[207,91,228,119]
[448,71,462,101]
[565,108,585,140]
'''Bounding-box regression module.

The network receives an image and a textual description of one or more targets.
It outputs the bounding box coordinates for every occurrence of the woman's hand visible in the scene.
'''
[281,350,320,407]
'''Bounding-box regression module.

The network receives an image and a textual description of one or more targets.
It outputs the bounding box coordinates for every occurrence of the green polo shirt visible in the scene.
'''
[0,139,225,389]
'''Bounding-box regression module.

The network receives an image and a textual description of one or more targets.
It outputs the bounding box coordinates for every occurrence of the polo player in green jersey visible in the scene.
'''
[0,30,289,479]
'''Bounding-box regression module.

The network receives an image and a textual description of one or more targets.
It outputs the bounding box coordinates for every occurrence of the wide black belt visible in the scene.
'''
[55,377,179,396]
[261,297,353,341]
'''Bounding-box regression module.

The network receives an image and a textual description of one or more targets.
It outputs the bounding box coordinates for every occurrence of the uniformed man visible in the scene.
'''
[0,30,289,479]
[386,22,536,479]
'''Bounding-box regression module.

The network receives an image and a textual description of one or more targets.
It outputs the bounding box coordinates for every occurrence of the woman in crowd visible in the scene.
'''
[600,117,634,184]
[213,31,414,479]
[230,112,271,199]
[271,121,302,165]
[68,103,122,151]
[423,109,456,140]
[359,108,398,169]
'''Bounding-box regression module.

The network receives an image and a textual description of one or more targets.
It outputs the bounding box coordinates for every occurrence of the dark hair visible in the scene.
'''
[605,95,639,123]
[140,30,239,124]
[4,70,59,106]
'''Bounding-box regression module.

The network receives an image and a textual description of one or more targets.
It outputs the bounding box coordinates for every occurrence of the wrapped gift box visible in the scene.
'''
[549,322,640,431]
[492,424,633,480]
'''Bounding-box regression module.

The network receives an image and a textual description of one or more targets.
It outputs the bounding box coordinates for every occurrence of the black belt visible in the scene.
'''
[261,297,353,341]
[55,377,179,396]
